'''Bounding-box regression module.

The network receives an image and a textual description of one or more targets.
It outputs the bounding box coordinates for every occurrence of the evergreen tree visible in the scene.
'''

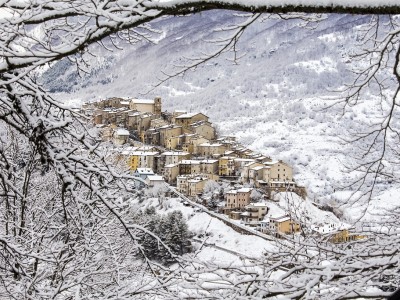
[208,195,219,210]
[136,209,192,265]
[165,211,191,256]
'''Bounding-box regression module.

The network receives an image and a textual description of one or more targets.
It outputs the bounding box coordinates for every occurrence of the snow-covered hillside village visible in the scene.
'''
[81,95,358,243]
[2,1,400,299]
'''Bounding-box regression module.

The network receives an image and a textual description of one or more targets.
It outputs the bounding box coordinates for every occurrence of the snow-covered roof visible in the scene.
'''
[257,180,268,184]
[120,146,139,151]
[179,174,208,181]
[159,124,181,129]
[188,179,202,183]
[138,146,157,151]
[250,166,264,171]
[121,149,140,155]
[140,113,153,118]
[115,128,129,136]
[188,176,208,183]
[131,99,155,104]
[270,215,290,222]
[147,175,164,181]
[256,156,268,160]
[311,223,351,235]
[165,163,179,168]
[226,190,237,194]
[162,151,190,156]
[135,168,154,174]
[175,112,204,119]
[129,151,159,156]
[237,188,252,193]
[120,101,130,105]
[201,159,218,164]
[264,160,279,165]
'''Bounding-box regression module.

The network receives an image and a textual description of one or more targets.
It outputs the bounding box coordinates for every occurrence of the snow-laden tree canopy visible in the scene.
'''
[1,0,400,73]
[1,1,400,299]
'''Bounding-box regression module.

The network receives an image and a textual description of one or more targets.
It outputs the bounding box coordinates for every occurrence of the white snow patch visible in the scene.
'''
[293,57,337,73]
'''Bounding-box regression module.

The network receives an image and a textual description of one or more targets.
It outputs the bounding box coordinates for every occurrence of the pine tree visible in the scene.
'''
[137,209,192,264]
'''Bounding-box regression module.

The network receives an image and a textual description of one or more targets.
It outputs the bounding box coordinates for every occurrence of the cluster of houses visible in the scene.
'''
[81,96,306,196]
[222,187,301,237]
[221,187,363,241]
[81,96,361,242]
[310,223,365,243]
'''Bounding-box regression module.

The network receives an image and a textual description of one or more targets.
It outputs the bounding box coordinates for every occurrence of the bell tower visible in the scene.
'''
[154,96,161,116]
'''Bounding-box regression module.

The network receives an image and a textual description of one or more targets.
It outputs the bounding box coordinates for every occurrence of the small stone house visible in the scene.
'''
[225,188,252,210]
[197,143,226,157]
[146,175,165,188]
[200,159,219,175]
[133,168,154,188]
[176,174,209,196]
[189,121,216,140]
[264,160,293,181]
[129,97,161,116]
[218,156,237,176]
[174,112,209,128]
[163,164,180,184]
[179,160,201,175]
[240,202,269,226]
[113,128,129,146]
[127,151,159,171]
[263,215,301,237]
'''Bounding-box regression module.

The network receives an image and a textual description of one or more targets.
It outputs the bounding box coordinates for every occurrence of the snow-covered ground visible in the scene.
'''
[132,196,275,262]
